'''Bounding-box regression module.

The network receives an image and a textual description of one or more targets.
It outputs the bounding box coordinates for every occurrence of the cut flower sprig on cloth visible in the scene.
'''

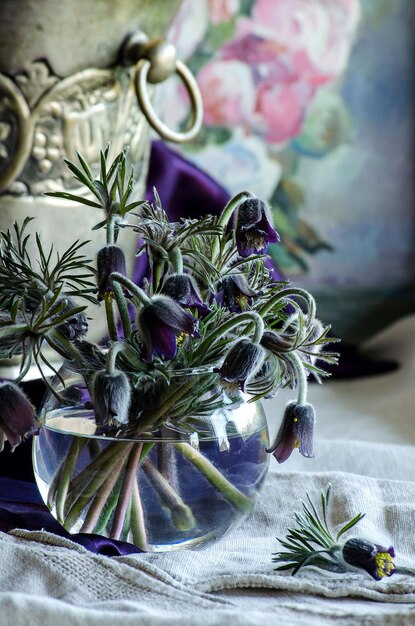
[273,485,398,581]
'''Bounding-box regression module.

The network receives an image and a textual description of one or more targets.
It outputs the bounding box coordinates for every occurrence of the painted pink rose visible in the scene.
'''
[255,81,313,144]
[209,0,240,25]
[247,0,361,77]
[197,0,361,144]
[197,60,256,127]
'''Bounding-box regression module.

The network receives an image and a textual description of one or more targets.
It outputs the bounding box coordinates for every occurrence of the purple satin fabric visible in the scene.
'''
[0,477,142,555]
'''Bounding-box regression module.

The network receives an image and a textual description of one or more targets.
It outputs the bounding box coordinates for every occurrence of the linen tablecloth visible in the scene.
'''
[0,447,414,626]
[1,316,415,624]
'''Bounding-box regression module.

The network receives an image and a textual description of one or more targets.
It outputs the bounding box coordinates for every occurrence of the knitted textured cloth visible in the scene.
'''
[1,442,414,626]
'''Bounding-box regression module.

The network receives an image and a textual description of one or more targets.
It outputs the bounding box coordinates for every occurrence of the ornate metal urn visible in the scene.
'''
[0,0,202,370]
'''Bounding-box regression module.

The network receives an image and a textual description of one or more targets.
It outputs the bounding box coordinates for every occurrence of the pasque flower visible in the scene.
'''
[267,401,315,463]
[216,275,258,312]
[97,245,127,301]
[235,198,279,257]
[92,370,131,427]
[0,382,37,451]
[161,273,210,316]
[216,338,265,392]
[137,295,200,362]
[342,538,396,581]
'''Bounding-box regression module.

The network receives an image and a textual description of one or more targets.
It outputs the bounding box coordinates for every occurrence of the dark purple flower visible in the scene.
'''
[235,198,279,257]
[342,538,396,581]
[216,275,258,312]
[161,274,210,316]
[216,338,265,392]
[0,382,37,451]
[267,401,315,463]
[92,370,131,427]
[97,245,127,301]
[136,295,199,363]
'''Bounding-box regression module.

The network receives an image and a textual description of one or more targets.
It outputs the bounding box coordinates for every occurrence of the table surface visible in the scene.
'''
[1,315,415,625]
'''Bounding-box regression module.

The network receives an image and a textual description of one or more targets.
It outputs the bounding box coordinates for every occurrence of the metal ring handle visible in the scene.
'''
[134,58,203,144]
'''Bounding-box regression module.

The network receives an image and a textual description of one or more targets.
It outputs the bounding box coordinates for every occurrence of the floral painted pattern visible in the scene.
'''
[157,0,361,273]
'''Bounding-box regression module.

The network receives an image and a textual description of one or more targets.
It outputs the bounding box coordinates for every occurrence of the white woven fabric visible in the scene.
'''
[0,449,414,626]
[0,316,415,625]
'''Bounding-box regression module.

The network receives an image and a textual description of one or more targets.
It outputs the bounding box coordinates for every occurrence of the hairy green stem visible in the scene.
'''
[258,288,316,324]
[106,341,124,376]
[106,216,115,246]
[110,272,151,306]
[290,350,308,406]
[196,311,264,357]
[142,458,195,531]
[170,248,183,274]
[104,298,118,342]
[175,442,252,511]
[113,281,132,338]
[111,443,143,540]
[212,191,255,261]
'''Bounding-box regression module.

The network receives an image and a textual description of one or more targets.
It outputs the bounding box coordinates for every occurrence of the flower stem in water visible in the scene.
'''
[175,442,252,511]
[142,458,195,531]
[111,443,143,540]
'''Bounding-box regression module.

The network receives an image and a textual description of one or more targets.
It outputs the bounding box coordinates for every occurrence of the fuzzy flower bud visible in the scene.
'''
[342,538,396,581]
[97,245,127,301]
[136,295,200,363]
[92,370,131,427]
[267,401,315,463]
[235,198,279,257]
[216,338,265,392]
[161,274,210,317]
[260,330,295,353]
[0,382,37,451]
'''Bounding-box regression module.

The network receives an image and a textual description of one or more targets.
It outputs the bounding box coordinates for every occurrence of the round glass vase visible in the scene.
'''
[32,366,270,552]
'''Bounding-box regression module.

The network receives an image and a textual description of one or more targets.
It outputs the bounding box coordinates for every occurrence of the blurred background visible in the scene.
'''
[156,0,415,347]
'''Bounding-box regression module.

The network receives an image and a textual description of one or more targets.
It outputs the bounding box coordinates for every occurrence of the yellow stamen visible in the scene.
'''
[235,294,250,311]
[375,552,394,578]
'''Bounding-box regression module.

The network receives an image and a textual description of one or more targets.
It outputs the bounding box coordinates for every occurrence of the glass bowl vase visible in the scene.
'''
[32,366,270,552]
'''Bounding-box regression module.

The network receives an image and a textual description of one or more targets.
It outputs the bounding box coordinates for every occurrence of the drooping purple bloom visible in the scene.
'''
[0,382,37,451]
[161,274,210,317]
[97,245,127,301]
[92,370,131,427]
[342,538,396,581]
[216,338,265,392]
[137,294,199,362]
[215,275,258,312]
[267,401,315,463]
[235,198,279,257]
